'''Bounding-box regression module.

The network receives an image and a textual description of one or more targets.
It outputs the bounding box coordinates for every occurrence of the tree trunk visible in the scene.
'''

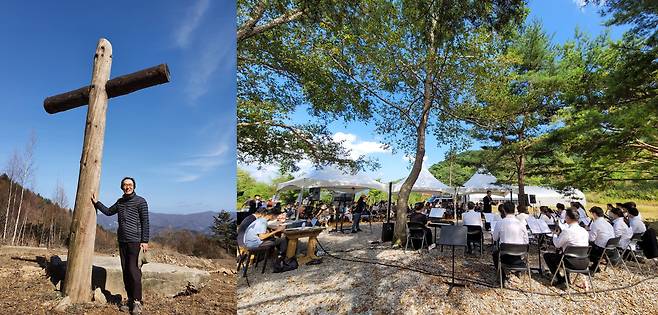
[394,17,437,244]
[11,187,25,245]
[2,178,14,240]
[517,153,526,208]
[63,38,112,303]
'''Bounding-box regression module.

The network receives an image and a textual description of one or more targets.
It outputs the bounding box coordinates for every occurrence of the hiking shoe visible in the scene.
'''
[119,303,130,312]
[131,301,143,315]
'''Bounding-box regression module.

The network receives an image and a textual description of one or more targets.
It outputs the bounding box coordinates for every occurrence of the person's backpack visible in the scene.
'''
[272,256,298,273]
[641,228,658,259]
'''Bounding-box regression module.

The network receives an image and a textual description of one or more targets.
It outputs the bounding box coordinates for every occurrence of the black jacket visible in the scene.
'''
[95,193,150,243]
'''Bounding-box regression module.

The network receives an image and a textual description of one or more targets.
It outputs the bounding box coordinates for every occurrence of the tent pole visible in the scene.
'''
[387,182,392,223]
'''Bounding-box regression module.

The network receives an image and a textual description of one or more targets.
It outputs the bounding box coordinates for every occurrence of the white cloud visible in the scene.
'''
[171,140,230,182]
[174,0,210,48]
[185,39,228,102]
[332,132,389,159]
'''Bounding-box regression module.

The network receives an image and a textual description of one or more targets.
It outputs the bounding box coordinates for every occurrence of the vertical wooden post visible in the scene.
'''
[63,38,112,302]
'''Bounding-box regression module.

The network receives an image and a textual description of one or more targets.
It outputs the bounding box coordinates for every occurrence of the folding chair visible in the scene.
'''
[593,236,630,275]
[550,246,594,297]
[236,244,275,287]
[498,243,532,289]
[621,232,645,275]
[405,222,427,252]
[466,225,484,255]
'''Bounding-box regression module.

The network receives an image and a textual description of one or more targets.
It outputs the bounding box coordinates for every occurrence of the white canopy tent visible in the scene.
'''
[459,169,509,195]
[276,166,386,193]
[392,168,452,194]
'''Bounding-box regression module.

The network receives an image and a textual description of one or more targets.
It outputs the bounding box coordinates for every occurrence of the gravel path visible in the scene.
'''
[237,222,658,314]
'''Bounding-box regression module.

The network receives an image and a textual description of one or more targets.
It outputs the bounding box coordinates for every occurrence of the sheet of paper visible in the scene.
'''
[580,216,591,226]
[526,217,543,234]
[537,219,552,234]
[491,220,500,235]
[429,208,446,218]
[483,213,494,223]
[558,221,569,231]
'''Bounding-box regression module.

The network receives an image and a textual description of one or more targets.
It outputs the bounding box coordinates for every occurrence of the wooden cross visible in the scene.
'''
[43,38,170,303]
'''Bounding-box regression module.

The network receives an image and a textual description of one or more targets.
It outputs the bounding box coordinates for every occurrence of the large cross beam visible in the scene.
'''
[43,38,170,303]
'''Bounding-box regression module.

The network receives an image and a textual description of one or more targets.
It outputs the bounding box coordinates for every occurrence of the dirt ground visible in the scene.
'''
[237,222,658,314]
[0,246,236,314]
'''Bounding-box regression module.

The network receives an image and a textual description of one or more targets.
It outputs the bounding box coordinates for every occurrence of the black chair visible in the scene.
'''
[593,236,629,275]
[466,225,484,255]
[550,246,594,296]
[236,244,275,287]
[497,243,532,289]
[621,232,645,275]
[405,222,427,252]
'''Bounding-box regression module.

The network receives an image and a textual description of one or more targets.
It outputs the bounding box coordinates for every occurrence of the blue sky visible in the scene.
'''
[0,1,236,213]
[241,0,630,185]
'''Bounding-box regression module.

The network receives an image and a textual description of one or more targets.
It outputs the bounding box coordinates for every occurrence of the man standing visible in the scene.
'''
[248,194,262,214]
[483,190,493,213]
[92,177,149,315]
[352,195,367,233]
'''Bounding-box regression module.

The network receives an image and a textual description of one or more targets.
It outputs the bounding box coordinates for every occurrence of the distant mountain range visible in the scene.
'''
[97,210,237,235]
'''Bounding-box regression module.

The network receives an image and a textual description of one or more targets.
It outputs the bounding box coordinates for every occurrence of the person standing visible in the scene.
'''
[483,190,493,213]
[92,177,149,315]
[352,195,367,233]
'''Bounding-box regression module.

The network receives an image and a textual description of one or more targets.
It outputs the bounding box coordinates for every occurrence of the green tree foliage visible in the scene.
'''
[238,0,375,173]
[211,211,237,253]
[534,0,658,190]
[451,22,564,205]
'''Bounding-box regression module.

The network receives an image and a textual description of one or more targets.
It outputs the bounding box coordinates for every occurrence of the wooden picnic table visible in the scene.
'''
[284,226,325,263]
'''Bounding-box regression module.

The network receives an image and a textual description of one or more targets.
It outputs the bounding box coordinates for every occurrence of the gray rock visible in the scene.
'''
[53,296,71,313]
[51,255,210,298]
[93,287,107,304]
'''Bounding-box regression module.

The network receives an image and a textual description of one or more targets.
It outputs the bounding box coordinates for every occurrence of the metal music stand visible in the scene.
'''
[437,225,467,295]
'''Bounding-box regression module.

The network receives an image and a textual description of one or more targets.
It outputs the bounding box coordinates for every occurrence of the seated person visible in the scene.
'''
[588,206,617,272]
[496,204,506,220]
[492,202,529,280]
[628,207,646,235]
[516,205,530,225]
[237,212,258,248]
[556,203,567,223]
[462,201,483,254]
[244,208,288,259]
[408,203,433,248]
[543,209,589,285]
[609,207,633,250]
[539,206,555,225]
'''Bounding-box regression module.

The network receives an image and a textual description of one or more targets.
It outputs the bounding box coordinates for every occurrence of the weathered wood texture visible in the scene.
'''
[43,64,170,114]
[62,38,112,303]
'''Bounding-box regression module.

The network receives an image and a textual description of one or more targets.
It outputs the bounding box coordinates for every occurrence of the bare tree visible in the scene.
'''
[3,150,21,240]
[49,181,68,248]
[11,133,37,245]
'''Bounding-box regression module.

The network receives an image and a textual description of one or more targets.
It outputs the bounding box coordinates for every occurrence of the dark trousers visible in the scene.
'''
[119,242,142,302]
[492,249,525,281]
[544,252,589,280]
[352,212,362,231]
[589,243,620,271]
[259,237,288,257]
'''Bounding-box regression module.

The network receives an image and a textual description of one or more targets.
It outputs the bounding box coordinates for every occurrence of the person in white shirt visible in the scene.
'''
[539,206,555,225]
[556,203,567,222]
[515,204,530,226]
[627,207,647,235]
[462,202,483,254]
[492,202,529,279]
[609,207,633,250]
[588,207,617,272]
[543,209,590,285]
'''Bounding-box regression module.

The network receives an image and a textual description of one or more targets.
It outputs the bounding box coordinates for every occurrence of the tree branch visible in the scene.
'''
[238,6,305,42]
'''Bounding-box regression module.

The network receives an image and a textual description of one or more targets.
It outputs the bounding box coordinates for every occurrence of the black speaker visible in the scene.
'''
[309,187,321,201]
[381,222,395,242]
[529,194,537,204]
